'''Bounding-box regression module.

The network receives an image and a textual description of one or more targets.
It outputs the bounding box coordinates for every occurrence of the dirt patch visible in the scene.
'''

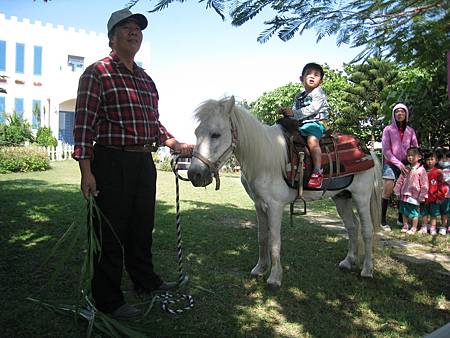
[301,210,450,275]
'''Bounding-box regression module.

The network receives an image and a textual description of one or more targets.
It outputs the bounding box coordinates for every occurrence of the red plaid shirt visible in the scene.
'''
[72,52,173,160]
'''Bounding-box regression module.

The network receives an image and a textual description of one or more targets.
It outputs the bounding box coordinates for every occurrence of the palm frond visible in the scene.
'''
[126,0,140,9]
[278,20,301,41]
[231,0,272,26]
[201,0,227,20]
[148,0,187,13]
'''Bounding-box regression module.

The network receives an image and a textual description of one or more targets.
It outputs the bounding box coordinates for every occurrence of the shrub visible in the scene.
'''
[0,113,34,146]
[0,146,50,173]
[36,127,58,147]
[158,156,173,171]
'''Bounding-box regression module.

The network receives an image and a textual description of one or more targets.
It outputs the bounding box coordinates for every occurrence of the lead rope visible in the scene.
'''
[147,155,193,315]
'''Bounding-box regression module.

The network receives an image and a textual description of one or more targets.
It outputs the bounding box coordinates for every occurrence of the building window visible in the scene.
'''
[0,96,5,124]
[15,43,25,74]
[67,55,84,71]
[32,99,41,129]
[34,46,42,76]
[0,40,5,72]
[14,98,24,118]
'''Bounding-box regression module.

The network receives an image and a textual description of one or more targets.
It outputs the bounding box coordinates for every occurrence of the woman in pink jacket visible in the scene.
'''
[381,103,419,231]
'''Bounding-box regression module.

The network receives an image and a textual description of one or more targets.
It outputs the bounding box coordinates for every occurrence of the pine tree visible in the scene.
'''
[337,58,398,143]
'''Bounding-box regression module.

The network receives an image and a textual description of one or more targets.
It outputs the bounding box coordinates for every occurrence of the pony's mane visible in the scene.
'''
[194,98,287,179]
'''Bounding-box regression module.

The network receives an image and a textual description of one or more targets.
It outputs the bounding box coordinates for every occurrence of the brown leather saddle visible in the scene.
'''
[277,117,375,193]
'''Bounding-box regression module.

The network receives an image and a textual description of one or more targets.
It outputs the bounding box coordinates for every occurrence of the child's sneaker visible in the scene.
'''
[380,223,392,232]
[430,226,437,235]
[407,227,417,235]
[418,225,428,234]
[307,172,323,189]
[401,224,409,233]
[438,227,447,236]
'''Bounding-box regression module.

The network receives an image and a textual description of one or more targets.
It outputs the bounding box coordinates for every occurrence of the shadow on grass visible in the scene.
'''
[0,180,449,337]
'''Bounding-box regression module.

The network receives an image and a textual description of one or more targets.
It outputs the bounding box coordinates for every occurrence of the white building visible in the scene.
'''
[0,12,151,144]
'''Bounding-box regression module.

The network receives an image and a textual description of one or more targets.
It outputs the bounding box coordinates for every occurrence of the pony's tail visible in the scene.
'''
[369,150,382,231]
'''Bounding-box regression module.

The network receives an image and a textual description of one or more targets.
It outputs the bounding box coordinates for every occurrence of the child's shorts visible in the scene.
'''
[299,122,326,139]
[420,203,441,217]
[399,201,419,218]
[439,198,450,215]
[382,163,401,180]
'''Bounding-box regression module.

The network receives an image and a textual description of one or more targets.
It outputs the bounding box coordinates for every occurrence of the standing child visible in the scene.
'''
[279,62,329,188]
[394,147,428,234]
[436,148,450,235]
[419,150,448,235]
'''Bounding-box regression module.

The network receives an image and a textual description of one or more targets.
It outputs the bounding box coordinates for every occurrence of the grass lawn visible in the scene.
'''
[1,160,449,337]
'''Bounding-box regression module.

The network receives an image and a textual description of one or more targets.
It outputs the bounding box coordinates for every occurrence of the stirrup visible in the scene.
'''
[290,197,306,226]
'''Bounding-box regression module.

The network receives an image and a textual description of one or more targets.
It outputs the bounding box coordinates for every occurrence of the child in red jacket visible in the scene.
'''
[419,150,449,235]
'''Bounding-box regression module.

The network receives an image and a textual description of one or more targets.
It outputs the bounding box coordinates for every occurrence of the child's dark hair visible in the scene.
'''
[422,149,438,161]
[302,62,324,79]
[436,147,450,160]
[407,146,421,157]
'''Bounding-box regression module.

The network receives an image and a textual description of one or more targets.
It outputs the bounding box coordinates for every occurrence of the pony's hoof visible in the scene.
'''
[251,266,267,278]
[361,269,373,278]
[250,272,265,279]
[266,282,280,291]
[338,260,352,271]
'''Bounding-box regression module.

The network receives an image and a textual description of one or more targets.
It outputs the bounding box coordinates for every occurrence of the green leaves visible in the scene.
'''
[0,112,34,146]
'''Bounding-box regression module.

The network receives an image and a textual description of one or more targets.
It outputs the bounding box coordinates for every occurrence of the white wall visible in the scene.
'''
[0,12,151,141]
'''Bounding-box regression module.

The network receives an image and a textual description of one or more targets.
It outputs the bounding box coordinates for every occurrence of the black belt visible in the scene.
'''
[98,144,158,153]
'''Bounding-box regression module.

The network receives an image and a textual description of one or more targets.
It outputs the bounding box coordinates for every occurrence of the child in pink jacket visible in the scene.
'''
[394,147,428,234]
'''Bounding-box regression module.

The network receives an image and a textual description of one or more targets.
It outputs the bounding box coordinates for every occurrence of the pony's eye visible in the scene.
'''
[211,133,221,139]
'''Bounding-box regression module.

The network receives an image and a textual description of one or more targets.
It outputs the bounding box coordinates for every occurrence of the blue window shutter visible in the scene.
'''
[14,98,24,118]
[34,46,42,75]
[0,41,6,72]
[32,99,41,128]
[0,97,5,123]
[15,43,25,74]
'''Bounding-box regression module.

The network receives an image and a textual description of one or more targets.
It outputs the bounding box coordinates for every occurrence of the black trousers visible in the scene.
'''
[91,145,162,313]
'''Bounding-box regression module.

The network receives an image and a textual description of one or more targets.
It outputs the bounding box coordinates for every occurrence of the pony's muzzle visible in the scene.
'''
[188,162,213,187]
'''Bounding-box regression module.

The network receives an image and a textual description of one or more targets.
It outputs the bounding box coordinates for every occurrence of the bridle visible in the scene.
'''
[191,118,238,190]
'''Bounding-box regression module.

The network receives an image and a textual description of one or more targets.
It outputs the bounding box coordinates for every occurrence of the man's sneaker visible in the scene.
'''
[430,226,437,235]
[157,281,178,291]
[418,226,428,234]
[135,281,178,296]
[110,303,141,320]
[438,227,447,236]
[380,223,392,232]
[307,172,323,189]
[407,227,417,235]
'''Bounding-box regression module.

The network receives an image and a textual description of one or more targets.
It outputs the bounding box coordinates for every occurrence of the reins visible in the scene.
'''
[146,155,194,315]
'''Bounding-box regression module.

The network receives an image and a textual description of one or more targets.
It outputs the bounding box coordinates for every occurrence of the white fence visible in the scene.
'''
[44,143,74,161]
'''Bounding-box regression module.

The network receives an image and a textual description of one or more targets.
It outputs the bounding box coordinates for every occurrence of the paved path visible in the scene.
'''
[302,211,450,275]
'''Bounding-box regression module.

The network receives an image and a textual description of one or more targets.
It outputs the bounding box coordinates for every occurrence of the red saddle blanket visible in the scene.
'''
[318,133,375,178]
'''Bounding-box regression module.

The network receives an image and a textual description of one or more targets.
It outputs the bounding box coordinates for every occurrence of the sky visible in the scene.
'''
[0,0,362,143]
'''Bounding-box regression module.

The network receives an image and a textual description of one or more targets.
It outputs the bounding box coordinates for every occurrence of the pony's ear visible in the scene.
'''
[223,96,235,114]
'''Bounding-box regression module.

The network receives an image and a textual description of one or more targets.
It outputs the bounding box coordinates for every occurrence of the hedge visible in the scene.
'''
[0,146,50,174]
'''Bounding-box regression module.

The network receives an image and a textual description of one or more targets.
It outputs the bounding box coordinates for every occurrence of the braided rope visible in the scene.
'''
[150,154,194,315]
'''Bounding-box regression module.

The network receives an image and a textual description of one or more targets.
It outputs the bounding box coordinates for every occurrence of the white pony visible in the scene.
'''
[188,97,382,289]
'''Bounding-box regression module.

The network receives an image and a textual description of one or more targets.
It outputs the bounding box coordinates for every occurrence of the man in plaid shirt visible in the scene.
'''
[72,8,193,320]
